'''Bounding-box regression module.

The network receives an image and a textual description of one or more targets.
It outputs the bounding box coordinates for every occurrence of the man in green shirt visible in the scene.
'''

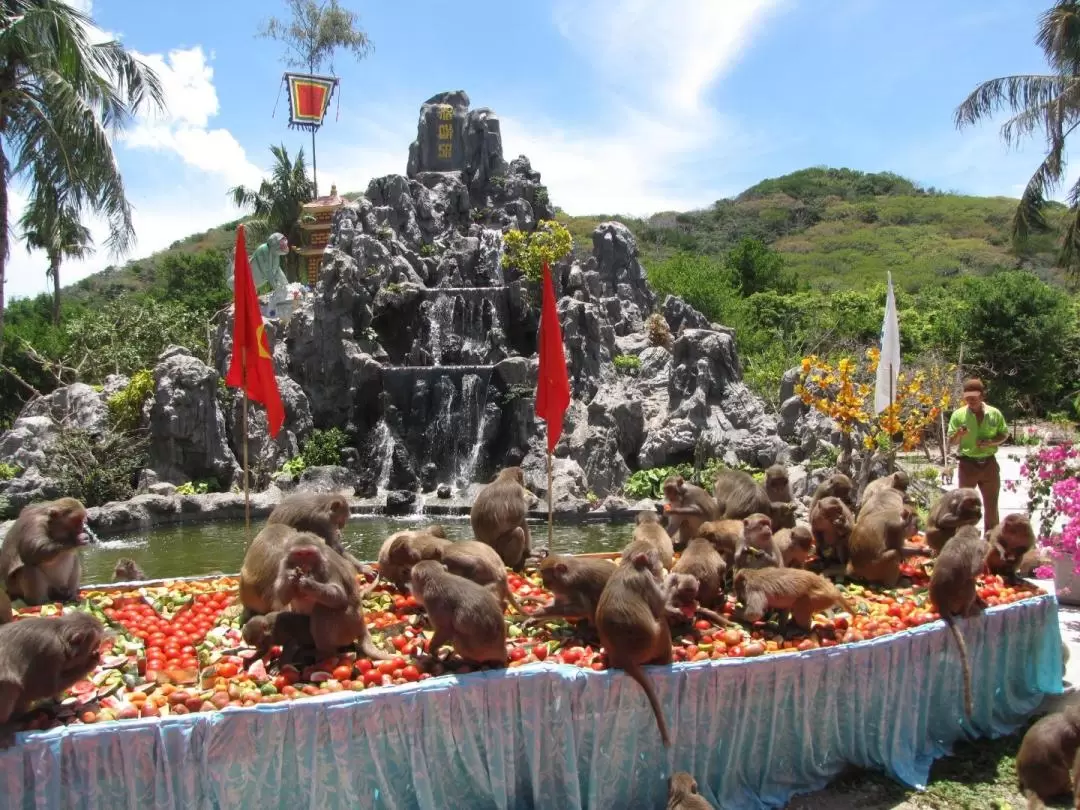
[947,377,1009,531]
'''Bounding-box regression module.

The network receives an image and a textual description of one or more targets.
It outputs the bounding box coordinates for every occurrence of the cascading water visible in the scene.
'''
[428,296,455,365]
[478,228,505,286]
[456,372,494,488]
[372,420,394,491]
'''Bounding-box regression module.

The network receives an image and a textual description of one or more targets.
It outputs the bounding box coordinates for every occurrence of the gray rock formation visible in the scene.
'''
[147,347,239,488]
[224,375,313,489]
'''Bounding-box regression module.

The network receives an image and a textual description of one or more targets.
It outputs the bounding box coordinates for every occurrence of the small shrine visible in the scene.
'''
[297,185,344,285]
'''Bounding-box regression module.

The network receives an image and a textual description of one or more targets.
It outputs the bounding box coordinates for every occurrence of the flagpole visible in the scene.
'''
[242,346,251,540]
[888,363,895,473]
[546,445,554,549]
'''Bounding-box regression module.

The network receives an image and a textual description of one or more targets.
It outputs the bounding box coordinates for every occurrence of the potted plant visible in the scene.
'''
[1009,443,1080,604]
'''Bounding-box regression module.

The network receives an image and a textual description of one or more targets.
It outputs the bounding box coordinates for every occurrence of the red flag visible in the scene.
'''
[225,225,285,438]
[535,262,571,453]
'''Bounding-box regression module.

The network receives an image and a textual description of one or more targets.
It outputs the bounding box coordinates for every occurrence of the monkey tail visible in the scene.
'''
[1022,788,1046,810]
[359,570,382,598]
[622,661,671,747]
[358,634,394,661]
[945,616,974,718]
[503,586,529,616]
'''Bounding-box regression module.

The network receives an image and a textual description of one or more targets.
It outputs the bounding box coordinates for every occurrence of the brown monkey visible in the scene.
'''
[859,470,911,509]
[377,525,447,589]
[809,495,854,567]
[663,476,720,550]
[266,493,370,574]
[0,498,92,606]
[667,772,716,810]
[695,520,743,566]
[409,560,508,667]
[241,610,316,667]
[112,558,146,583]
[470,466,531,570]
[0,591,10,625]
[925,488,983,554]
[774,525,814,568]
[810,473,857,513]
[846,492,921,587]
[273,535,391,661]
[239,524,308,620]
[929,525,989,718]
[525,554,615,627]
[733,567,855,633]
[734,513,783,572]
[671,537,727,609]
[713,469,795,529]
[661,572,733,629]
[0,611,105,746]
[1015,703,1080,808]
[763,464,792,504]
[595,544,673,747]
[985,513,1036,582]
[632,510,675,569]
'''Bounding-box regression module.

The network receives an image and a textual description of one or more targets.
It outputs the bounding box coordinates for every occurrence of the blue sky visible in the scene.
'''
[6,0,1071,299]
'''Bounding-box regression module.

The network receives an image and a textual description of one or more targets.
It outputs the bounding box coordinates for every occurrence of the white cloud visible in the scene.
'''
[504,0,789,216]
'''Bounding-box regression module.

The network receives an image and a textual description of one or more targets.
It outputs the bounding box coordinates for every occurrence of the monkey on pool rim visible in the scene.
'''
[0,498,93,606]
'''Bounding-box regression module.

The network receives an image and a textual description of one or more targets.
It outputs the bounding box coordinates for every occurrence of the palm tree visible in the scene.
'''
[228,143,315,281]
[19,182,94,325]
[0,0,165,351]
[955,1,1080,278]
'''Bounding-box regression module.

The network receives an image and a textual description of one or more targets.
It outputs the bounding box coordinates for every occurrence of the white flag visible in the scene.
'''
[875,272,901,414]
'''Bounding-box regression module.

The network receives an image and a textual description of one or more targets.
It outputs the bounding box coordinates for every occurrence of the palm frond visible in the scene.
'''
[954,74,1066,137]
[1038,1,1080,73]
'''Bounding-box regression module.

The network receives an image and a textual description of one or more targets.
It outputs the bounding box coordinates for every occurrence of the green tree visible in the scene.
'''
[0,0,165,350]
[259,0,372,74]
[229,144,315,281]
[18,180,94,325]
[956,271,1076,414]
[954,1,1080,278]
[156,249,230,316]
[723,237,798,296]
[645,252,739,325]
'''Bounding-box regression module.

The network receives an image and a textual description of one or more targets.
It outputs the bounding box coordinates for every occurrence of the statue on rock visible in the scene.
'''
[229,232,291,314]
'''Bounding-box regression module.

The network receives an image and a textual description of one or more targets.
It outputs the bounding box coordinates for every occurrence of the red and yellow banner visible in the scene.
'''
[283,73,338,131]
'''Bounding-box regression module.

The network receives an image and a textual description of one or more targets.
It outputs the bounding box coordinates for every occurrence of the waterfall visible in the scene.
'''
[479,228,505,286]
[372,420,394,491]
[455,371,493,487]
[428,296,455,365]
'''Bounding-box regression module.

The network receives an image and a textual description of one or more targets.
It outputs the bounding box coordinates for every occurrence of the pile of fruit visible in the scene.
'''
[7,555,1046,736]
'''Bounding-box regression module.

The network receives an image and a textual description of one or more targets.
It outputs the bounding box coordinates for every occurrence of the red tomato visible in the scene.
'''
[401,665,421,682]
[376,660,397,676]
[332,665,353,682]
[355,659,374,674]
[216,662,239,679]
[362,670,382,687]
[532,644,548,661]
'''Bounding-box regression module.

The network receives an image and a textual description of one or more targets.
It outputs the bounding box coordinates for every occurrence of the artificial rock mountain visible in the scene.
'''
[0,91,788,513]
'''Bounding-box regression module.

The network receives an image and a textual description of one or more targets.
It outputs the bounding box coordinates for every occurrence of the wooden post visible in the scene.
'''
[546,447,554,549]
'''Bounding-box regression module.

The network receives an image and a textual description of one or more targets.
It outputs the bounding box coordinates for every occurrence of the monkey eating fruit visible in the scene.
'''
[409,560,508,667]
[1015,703,1080,809]
[112,558,146,583]
[733,567,855,634]
[470,467,532,571]
[0,498,93,606]
[925,488,983,554]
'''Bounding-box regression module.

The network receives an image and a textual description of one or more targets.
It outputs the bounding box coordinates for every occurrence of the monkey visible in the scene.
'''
[273,535,391,661]
[0,498,92,606]
[846,491,922,587]
[774,525,814,569]
[595,544,673,747]
[712,469,795,529]
[378,525,450,590]
[859,470,911,510]
[409,560,508,667]
[810,473,857,513]
[241,610,316,668]
[1015,703,1080,809]
[239,524,309,621]
[470,466,531,571]
[808,496,854,569]
[0,590,10,625]
[763,464,792,504]
[928,524,989,718]
[386,532,534,615]
[0,611,105,747]
[671,537,727,610]
[266,493,371,575]
[734,513,783,572]
[733,567,855,634]
[925,488,983,554]
[667,772,716,810]
[112,558,146,583]
[524,554,615,628]
[694,520,743,567]
[632,510,675,569]
[985,513,1036,583]
[663,476,720,550]
[660,572,734,630]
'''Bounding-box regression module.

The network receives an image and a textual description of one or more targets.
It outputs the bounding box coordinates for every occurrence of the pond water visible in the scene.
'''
[82,517,635,586]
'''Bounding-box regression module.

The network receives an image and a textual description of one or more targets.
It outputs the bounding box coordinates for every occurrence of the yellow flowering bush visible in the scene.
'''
[795,347,953,454]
